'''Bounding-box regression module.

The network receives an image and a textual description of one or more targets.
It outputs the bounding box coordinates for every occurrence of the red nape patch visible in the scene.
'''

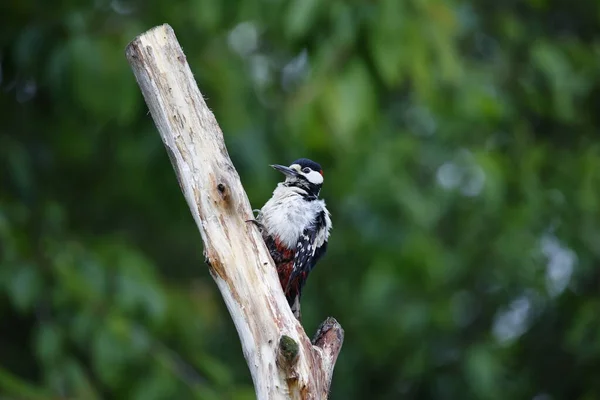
[320,170,324,176]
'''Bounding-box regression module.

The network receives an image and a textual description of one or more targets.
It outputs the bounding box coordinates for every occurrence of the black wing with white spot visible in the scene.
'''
[285,211,328,302]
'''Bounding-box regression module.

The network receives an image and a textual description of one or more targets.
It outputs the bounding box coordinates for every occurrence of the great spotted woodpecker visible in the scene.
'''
[255,158,332,320]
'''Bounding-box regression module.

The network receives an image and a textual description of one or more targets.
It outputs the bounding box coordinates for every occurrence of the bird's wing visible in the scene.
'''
[285,211,328,298]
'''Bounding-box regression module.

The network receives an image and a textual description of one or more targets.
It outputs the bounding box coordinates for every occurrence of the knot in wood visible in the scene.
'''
[278,335,299,367]
[214,179,231,205]
[217,182,230,202]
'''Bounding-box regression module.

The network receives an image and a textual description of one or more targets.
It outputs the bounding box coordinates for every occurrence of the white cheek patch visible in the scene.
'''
[305,170,323,184]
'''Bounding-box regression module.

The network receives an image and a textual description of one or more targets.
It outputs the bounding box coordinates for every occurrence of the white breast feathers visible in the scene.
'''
[258,184,331,249]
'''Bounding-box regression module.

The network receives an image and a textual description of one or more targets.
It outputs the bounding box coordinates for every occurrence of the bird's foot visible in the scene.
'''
[245,218,264,230]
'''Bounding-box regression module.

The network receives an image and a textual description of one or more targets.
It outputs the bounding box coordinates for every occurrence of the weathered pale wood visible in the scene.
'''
[125,24,343,399]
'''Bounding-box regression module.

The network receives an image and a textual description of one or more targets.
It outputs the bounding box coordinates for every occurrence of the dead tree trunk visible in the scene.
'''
[125,24,343,400]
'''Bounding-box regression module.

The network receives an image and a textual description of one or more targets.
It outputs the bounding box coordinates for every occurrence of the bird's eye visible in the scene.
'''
[302,167,310,173]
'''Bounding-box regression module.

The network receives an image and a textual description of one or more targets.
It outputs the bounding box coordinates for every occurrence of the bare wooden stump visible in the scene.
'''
[125,24,343,399]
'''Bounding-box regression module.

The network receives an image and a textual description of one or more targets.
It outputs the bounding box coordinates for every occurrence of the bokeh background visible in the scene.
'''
[2,0,600,399]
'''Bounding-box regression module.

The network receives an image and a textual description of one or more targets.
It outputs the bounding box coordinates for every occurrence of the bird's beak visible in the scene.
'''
[271,164,299,178]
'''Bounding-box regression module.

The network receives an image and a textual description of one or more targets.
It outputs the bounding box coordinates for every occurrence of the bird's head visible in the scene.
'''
[271,158,324,197]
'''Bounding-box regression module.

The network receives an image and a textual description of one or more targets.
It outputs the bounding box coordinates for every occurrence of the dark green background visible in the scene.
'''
[2,0,600,399]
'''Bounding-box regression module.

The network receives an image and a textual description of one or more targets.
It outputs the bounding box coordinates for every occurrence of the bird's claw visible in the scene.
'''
[245,219,264,230]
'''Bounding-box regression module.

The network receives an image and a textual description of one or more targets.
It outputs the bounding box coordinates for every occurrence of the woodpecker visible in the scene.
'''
[255,158,332,320]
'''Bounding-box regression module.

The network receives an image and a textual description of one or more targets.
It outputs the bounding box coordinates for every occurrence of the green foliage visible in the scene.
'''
[2,0,600,398]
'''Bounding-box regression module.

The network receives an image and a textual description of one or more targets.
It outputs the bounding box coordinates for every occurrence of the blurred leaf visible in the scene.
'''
[464,345,502,400]
[68,35,140,123]
[131,367,177,400]
[7,263,42,313]
[92,324,128,387]
[35,324,64,366]
[63,358,102,400]
[0,365,52,400]
[190,0,223,32]
[368,0,407,86]
[285,0,322,39]
[322,60,377,139]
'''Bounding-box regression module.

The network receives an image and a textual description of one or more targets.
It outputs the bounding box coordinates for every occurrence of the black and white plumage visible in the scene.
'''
[255,158,332,320]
